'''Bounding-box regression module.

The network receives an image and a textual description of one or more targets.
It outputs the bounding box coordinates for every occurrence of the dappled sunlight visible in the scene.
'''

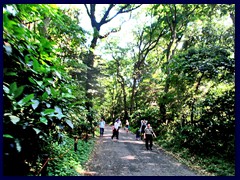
[101,133,112,137]
[75,166,97,176]
[102,140,109,143]
[172,162,181,167]
[121,155,136,160]
[146,163,157,166]
[116,139,144,145]
[141,151,152,156]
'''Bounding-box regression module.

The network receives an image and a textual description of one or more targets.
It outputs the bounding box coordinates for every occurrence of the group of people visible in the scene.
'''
[98,118,156,150]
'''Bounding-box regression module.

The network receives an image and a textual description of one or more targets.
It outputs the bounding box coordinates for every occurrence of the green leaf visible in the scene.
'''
[62,93,75,98]
[42,108,55,116]
[5,72,17,76]
[9,82,17,94]
[18,94,34,106]
[3,85,10,94]
[65,119,74,129]
[33,128,41,134]
[57,114,65,120]
[46,87,51,95]
[9,115,20,124]
[42,92,48,100]
[3,134,14,138]
[54,106,62,114]
[3,43,12,56]
[36,80,43,87]
[31,99,40,110]
[33,58,40,71]
[55,70,62,79]
[28,77,36,84]
[55,106,65,120]
[40,117,48,125]
[14,86,25,98]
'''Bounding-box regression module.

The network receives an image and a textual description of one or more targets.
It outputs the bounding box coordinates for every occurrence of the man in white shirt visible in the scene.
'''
[111,119,120,140]
[144,123,156,150]
[99,118,105,137]
[117,119,122,130]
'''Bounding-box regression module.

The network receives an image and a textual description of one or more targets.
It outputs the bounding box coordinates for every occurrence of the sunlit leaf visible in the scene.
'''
[18,94,34,106]
[3,43,12,56]
[54,106,62,114]
[3,134,14,138]
[65,119,74,129]
[9,115,20,124]
[3,85,10,94]
[33,128,41,134]
[36,80,43,87]
[40,117,48,125]
[15,139,21,152]
[55,70,62,79]
[42,109,55,116]
[31,99,40,110]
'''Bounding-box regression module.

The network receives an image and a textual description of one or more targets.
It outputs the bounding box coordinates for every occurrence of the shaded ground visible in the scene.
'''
[84,125,201,176]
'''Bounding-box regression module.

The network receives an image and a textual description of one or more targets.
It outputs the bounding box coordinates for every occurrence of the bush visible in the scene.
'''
[45,136,95,176]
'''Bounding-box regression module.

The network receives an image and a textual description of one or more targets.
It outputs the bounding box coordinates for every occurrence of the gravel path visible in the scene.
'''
[84,125,201,176]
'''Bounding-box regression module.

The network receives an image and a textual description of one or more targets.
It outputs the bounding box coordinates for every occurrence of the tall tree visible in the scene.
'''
[83,4,141,127]
[129,12,168,114]
[153,4,200,122]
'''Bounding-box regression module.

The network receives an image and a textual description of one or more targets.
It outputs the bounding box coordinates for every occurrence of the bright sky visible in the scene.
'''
[57,4,148,61]
[57,4,146,47]
[57,4,233,59]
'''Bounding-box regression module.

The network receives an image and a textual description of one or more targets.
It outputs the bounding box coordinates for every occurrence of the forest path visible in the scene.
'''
[84,125,201,176]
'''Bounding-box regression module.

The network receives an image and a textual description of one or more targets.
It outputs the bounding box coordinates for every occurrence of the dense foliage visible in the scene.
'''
[100,4,235,176]
[3,4,235,176]
[46,136,94,176]
[3,4,89,175]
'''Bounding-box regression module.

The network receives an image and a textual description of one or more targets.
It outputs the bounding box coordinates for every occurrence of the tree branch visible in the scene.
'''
[99,27,121,39]
[101,4,142,25]
[99,4,115,25]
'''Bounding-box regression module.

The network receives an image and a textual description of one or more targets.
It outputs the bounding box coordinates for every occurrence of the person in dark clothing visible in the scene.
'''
[136,129,141,140]
[143,123,156,150]
[140,119,147,139]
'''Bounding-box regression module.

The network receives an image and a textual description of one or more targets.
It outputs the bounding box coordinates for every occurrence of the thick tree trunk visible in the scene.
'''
[83,4,141,125]
[84,36,98,132]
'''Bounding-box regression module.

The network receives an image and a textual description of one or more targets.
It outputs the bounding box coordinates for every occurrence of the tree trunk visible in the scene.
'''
[84,40,97,131]
[83,4,141,128]
[130,77,137,115]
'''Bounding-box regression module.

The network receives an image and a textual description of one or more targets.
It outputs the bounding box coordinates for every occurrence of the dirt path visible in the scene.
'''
[84,125,201,176]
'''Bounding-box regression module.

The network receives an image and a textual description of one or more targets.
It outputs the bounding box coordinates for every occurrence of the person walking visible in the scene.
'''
[99,118,105,137]
[125,120,129,133]
[136,129,141,140]
[118,118,122,130]
[140,119,147,139]
[111,119,120,140]
[143,123,156,150]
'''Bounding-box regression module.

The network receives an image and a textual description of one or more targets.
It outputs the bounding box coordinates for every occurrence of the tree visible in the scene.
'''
[83,4,141,128]
[3,4,86,175]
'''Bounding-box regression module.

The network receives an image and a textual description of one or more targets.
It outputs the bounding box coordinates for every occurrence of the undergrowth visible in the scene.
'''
[44,135,95,176]
[157,139,235,176]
